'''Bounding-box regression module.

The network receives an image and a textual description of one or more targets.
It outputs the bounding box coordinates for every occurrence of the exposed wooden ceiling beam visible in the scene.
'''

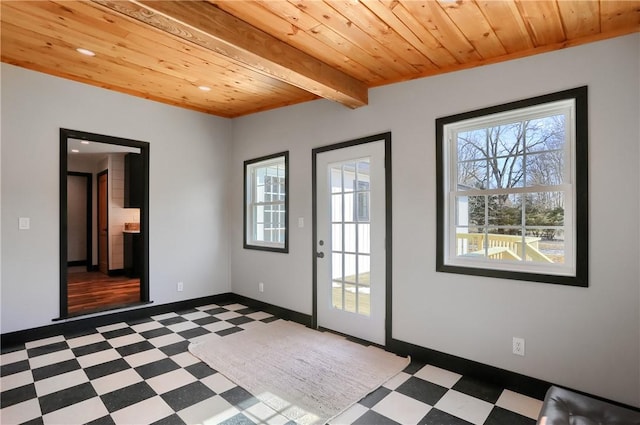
[91,0,368,109]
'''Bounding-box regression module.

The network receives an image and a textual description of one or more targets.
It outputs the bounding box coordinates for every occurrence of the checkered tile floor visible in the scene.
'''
[1,302,543,424]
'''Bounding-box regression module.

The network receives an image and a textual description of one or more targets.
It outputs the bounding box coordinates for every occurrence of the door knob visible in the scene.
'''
[316,252,325,259]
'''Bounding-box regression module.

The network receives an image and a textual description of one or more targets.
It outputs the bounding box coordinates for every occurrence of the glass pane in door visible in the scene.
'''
[329,157,371,317]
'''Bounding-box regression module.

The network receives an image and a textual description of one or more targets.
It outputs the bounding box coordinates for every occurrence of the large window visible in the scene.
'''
[436,87,588,286]
[244,152,289,253]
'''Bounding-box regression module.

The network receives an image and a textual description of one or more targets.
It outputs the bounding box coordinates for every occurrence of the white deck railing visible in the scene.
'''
[456,233,553,263]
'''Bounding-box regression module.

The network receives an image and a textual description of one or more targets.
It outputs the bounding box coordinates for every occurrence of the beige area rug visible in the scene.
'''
[189,320,410,424]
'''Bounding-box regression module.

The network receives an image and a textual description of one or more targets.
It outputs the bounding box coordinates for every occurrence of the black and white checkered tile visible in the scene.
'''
[1,302,542,424]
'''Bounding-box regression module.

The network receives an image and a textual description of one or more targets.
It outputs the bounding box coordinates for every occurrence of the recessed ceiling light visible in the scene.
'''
[71,149,80,153]
[198,86,211,92]
[76,48,95,57]
[81,141,90,145]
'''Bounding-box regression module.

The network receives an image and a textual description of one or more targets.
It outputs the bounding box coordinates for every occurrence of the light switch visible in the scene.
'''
[19,217,30,230]
[298,217,304,228]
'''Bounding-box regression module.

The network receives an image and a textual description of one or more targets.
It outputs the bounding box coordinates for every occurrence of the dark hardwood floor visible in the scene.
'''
[67,269,140,315]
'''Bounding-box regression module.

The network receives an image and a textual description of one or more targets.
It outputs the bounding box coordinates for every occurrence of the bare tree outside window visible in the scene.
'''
[457,116,566,244]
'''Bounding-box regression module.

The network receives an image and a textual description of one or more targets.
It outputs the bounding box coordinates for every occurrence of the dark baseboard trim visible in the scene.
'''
[52,301,155,322]
[4,294,636,412]
[66,263,98,271]
[107,269,125,277]
[1,293,310,349]
[230,294,312,327]
[319,326,385,350]
[387,338,552,401]
[1,293,236,348]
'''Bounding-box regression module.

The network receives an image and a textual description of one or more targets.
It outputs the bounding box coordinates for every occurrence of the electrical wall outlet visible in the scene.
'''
[177,282,184,292]
[259,282,264,293]
[512,337,525,356]
[19,217,30,230]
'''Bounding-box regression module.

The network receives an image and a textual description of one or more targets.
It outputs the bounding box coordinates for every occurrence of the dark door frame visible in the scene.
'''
[67,172,93,270]
[311,132,393,346]
[59,128,150,319]
[97,169,109,276]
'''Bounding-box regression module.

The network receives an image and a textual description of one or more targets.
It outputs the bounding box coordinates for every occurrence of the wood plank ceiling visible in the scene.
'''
[2,1,639,118]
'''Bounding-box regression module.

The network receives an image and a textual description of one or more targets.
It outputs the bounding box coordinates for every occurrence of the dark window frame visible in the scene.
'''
[243,151,289,253]
[436,87,588,287]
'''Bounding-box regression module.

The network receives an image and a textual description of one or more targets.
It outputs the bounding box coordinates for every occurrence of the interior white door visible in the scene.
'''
[316,140,386,345]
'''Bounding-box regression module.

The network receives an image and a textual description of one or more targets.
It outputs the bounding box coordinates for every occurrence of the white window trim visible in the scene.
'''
[443,100,576,276]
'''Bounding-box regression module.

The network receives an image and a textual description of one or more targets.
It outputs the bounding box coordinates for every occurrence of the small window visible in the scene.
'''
[244,152,289,253]
[436,87,588,286]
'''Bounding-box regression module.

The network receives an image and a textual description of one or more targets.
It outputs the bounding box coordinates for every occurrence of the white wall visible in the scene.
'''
[230,34,640,406]
[1,63,232,333]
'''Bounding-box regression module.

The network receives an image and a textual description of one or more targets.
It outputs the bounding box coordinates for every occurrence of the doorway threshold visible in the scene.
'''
[53,301,154,321]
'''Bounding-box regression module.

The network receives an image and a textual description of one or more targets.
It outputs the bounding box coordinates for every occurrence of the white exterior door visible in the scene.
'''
[315,140,386,345]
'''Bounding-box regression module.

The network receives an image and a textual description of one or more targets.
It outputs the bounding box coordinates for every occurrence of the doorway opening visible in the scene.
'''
[59,128,150,319]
